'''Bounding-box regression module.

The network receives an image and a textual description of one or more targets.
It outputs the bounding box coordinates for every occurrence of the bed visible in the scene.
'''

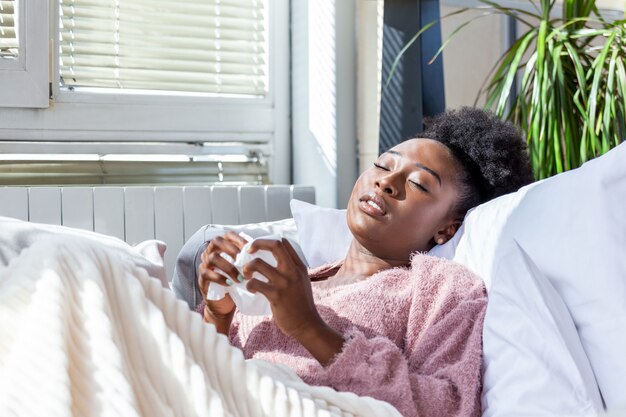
[1,141,626,416]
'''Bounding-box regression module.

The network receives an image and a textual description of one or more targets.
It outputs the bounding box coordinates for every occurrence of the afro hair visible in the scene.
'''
[421,107,534,218]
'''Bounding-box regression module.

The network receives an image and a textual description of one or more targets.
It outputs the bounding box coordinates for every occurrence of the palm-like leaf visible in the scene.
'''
[395,0,625,179]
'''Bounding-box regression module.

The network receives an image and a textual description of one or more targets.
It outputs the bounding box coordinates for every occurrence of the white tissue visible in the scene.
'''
[206,234,281,316]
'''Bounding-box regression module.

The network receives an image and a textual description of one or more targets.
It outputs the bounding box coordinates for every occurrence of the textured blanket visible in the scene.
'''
[0,237,401,417]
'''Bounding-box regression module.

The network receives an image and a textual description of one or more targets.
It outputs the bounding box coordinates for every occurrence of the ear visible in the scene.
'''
[433,219,461,245]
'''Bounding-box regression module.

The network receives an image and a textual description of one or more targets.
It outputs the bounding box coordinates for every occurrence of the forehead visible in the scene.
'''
[388,138,454,163]
[386,138,460,183]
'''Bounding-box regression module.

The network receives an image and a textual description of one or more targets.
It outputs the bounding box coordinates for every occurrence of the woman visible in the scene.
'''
[197,107,533,417]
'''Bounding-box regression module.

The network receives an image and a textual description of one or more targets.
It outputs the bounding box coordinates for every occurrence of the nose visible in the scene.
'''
[375,172,400,197]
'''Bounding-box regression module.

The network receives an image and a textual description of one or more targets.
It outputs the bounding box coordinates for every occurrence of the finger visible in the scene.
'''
[198,263,209,295]
[223,231,249,249]
[206,252,241,281]
[246,277,276,300]
[202,237,237,266]
[209,236,242,260]
[242,258,284,285]
[202,240,220,265]
[247,239,291,268]
[198,273,208,297]
[198,263,229,288]
[198,263,233,293]
[281,239,307,271]
[200,243,213,264]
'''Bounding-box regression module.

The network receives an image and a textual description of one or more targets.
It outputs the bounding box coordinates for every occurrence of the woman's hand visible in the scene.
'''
[198,231,247,332]
[243,239,345,365]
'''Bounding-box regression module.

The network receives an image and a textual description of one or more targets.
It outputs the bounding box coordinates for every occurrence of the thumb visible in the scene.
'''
[246,278,275,300]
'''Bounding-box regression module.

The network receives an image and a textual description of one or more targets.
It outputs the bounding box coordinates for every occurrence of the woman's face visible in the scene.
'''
[346,138,461,261]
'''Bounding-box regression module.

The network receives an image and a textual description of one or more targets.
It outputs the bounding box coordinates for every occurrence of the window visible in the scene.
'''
[0,0,49,108]
[0,0,290,185]
[58,0,268,96]
[0,0,18,58]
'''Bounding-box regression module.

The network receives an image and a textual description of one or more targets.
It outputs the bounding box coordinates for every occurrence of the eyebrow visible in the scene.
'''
[386,150,442,185]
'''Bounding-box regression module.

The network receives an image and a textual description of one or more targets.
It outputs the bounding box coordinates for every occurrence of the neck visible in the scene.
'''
[334,239,410,281]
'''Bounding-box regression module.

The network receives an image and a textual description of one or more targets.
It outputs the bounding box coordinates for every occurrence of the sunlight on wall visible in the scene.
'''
[292,0,357,208]
[356,0,384,174]
[308,0,337,176]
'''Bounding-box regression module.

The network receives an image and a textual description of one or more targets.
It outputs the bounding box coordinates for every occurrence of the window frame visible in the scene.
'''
[0,0,49,108]
[0,0,290,184]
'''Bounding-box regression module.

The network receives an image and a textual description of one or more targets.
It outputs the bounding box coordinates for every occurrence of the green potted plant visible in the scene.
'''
[392,0,626,179]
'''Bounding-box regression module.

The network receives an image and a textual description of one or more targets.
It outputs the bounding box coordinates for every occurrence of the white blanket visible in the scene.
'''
[0,237,401,417]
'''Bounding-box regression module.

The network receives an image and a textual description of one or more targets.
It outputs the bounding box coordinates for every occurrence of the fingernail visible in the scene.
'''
[237,274,244,283]
[225,278,234,286]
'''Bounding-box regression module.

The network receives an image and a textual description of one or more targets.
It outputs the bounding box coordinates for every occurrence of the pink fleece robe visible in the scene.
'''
[226,254,487,417]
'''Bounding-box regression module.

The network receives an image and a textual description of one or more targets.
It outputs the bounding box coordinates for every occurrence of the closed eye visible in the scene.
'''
[409,180,428,193]
[373,162,390,171]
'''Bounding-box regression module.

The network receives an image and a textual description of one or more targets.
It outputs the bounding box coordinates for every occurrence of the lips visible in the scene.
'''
[358,191,387,217]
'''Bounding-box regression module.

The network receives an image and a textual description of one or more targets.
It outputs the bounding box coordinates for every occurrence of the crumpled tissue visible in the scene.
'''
[207,234,283,316]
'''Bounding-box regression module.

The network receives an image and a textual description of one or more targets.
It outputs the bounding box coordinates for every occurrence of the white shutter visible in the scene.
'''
[59,0,268,96]
[0,0,48,108]
[0,0,17,57]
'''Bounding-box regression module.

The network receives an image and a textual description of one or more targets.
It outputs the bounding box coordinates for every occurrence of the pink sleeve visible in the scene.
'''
[325,259,487,417]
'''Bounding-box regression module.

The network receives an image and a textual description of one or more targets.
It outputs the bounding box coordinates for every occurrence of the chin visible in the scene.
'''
[348,216,386,249]
[346,201,371,233]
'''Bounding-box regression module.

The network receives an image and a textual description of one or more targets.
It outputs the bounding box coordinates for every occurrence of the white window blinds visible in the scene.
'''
[0,0,17,57]
[59,0,268,96]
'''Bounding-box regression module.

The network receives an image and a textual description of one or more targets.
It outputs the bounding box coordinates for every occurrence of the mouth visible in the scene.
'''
[358,191,387,217]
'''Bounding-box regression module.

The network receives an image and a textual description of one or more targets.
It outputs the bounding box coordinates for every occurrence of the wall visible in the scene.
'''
[440,6,506,109]
[291,0,358,209]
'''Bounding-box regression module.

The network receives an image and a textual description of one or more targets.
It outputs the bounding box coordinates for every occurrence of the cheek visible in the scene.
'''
[345,192,359,230]
[352,171,372,193]
[392,214,431,243]
[393,200,448,239]
[346,200,366,236]
[346,172,372,220]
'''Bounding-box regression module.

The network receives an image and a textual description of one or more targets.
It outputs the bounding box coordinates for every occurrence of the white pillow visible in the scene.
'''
[482,241,603,416]
[447,142,626,410]
[290,199,351,267]
[0,216,168,287]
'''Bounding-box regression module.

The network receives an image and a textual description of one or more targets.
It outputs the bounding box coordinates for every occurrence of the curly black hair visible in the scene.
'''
[421,107,534,219]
